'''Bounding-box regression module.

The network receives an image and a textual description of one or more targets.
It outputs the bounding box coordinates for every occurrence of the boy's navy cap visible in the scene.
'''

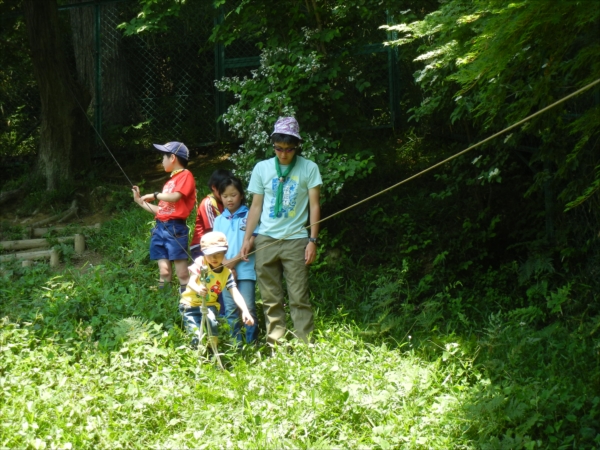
[153,142,189,161]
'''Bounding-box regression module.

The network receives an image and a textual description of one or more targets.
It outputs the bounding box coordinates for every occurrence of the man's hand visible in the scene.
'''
[305,240,317,265]
[241,239,252,262]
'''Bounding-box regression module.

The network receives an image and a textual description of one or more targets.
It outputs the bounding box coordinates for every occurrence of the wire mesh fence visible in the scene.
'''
[0,0,597,282]
[0,0,402,158]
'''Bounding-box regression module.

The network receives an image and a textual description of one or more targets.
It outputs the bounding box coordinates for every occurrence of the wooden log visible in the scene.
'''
[0,248,59,267]
[50,249,59,267]
[29,200,78,228]
[27,222,101,238]
[0,236,74,251]
[56,206,78,224]
[0,187,24,205]
[74,234,85,254]
[21,260,33,267]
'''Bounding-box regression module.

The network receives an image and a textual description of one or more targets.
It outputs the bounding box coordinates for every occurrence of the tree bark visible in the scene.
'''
[69,0,135,126]
[69,1,95,101]
[22,0,92,191]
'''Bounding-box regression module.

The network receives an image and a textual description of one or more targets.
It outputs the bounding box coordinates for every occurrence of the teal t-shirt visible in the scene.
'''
[248,156,322,240]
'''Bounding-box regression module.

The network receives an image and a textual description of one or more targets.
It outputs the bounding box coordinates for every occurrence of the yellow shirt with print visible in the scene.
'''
[179,265,233,309]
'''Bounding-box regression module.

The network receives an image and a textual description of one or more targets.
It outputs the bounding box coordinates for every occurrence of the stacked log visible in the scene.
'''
[24,222,101,239]
[0,223,99,268]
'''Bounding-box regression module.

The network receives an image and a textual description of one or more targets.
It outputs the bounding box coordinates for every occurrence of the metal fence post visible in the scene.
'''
[94,2,102,143]
[214,5,225,140]
[386,11,400,130]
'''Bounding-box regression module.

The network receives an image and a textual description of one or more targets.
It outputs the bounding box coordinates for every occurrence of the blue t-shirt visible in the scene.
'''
[247,156,322,240]
[213,205,256,281]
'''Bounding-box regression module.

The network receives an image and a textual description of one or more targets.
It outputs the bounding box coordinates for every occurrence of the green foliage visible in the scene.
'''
[1,0,599,446]
[384,0,600,210]
[211,0,417,197]
[0,9,39,159]
[117,0,187,36]
[1,201,598,448]
[312,258,600,448]
[0,221,26,241]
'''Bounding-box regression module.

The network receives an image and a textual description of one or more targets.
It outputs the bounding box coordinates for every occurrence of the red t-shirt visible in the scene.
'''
[155,170,196,221]
[190,194,224,246]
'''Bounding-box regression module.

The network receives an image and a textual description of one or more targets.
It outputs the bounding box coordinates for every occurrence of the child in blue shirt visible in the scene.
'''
[213,176,259,345]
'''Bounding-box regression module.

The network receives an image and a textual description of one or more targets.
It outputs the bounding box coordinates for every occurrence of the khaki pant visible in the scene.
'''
[254,234,314,344]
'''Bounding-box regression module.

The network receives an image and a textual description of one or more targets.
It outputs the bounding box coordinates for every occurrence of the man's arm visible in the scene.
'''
[305,186,321,265]
[241,194,263,260]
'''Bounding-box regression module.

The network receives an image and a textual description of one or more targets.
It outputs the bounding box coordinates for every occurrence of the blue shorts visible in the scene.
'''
[149,219,189,261]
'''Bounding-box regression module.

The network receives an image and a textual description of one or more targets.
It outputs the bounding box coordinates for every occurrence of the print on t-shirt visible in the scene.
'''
[158,178,177,216]
[269,175,298,218]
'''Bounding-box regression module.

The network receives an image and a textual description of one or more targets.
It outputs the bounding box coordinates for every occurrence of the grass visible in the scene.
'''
[1,204,599,449]
[0,319,479,448]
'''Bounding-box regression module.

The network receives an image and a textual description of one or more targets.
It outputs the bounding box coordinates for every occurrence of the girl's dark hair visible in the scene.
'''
[208,169,233,190]
[271,133,301,154]
[217,176,246,205]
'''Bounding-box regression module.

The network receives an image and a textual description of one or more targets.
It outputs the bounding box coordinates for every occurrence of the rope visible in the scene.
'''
[66,82,193,261]
[232,78,600,264]
[70,76,600,270]
[68,84,135,187]
[311,78,600,226]
[67,72,598,360]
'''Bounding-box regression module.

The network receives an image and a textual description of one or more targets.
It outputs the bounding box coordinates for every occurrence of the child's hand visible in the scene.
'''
[191,283,207,296]
[188,277,207,296]
[132,186,141,202]
[241,311,255,326]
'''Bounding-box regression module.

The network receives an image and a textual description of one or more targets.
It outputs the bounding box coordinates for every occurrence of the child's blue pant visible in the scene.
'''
[221,280,258,344]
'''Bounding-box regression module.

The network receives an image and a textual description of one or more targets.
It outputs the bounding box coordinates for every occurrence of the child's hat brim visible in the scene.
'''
[202,247,228,256]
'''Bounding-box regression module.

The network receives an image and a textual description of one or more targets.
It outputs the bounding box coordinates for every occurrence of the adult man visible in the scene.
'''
[241,117,322,345]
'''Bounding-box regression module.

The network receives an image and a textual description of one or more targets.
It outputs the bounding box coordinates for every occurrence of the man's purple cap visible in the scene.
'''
[271,117,302,140]
[153,141,189,161]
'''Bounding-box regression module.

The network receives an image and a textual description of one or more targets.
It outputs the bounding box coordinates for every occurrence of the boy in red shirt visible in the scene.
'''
[132,142,196,293]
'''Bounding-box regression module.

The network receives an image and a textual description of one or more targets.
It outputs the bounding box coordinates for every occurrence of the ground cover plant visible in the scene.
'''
[1,203,599,449]
[1,0,599,448]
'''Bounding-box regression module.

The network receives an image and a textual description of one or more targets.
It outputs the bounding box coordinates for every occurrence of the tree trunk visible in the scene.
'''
[22,0,92,191]
[69,1,95,102]
[69,0,135,127]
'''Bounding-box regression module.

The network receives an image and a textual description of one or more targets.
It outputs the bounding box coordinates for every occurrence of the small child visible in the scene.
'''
[213,176,259,345]
[189,169,232,260]
[179,231,255,349]
[132,142,196,294]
